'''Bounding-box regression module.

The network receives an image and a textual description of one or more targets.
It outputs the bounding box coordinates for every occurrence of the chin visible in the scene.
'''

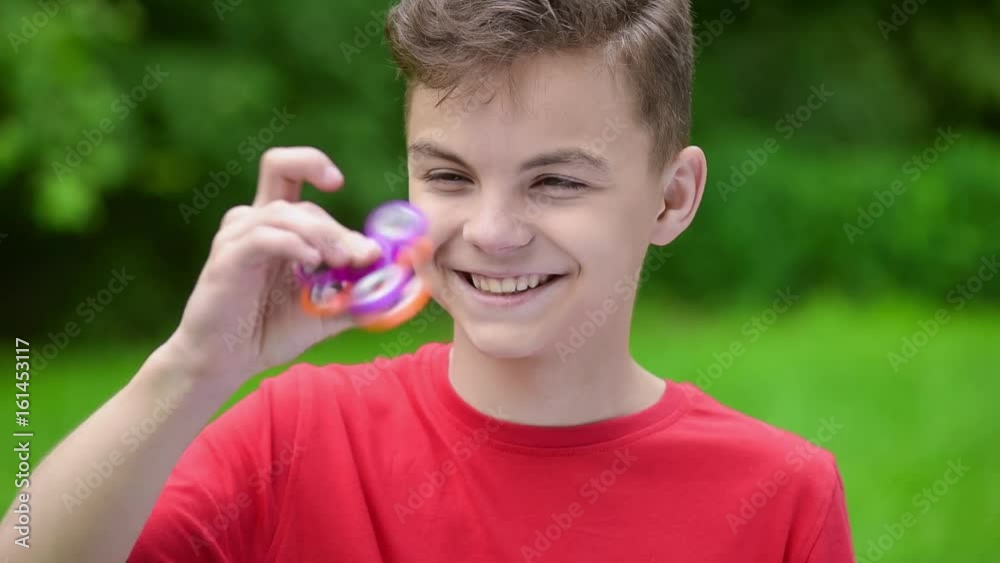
[459,320,555,360]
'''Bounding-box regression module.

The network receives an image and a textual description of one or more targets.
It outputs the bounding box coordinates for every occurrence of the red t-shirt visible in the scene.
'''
[129,342,854,562]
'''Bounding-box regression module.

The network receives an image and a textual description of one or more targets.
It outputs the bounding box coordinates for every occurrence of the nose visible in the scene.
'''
[462,194,533,256]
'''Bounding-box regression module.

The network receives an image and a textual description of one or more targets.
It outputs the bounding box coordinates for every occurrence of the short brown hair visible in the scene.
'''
[385,0,694,169]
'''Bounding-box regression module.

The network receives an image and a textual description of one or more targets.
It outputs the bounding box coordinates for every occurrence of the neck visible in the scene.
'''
[448,326,666,427]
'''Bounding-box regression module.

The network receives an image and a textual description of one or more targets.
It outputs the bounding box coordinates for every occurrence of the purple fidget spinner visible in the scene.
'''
[298,201,431,321]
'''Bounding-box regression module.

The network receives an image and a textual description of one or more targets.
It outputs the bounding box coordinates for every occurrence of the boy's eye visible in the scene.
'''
[537,176,587,191]
[424,172,587,192]
[426,172,469,184]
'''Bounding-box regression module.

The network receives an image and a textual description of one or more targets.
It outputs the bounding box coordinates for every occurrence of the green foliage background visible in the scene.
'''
[2,0,998,332]
[1,0,997,560]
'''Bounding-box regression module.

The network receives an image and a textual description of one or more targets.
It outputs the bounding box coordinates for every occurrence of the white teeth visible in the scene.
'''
[467,273,555,294]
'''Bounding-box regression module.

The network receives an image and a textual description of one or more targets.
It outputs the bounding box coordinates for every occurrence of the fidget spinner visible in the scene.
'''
[297,201,433,332]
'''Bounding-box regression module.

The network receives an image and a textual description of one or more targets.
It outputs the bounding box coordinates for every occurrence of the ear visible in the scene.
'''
[650,146,707,246]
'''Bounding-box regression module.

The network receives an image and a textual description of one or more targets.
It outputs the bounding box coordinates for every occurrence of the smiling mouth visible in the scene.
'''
[454,270,564,295]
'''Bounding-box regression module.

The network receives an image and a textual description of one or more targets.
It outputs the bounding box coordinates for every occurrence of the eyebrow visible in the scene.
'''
[407,141,610,176]
[408,141,471,169]
[519,148,610,176]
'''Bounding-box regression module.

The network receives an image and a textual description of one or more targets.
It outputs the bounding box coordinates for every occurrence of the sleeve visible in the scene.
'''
[127,367,306,563]
[802,469,856,563]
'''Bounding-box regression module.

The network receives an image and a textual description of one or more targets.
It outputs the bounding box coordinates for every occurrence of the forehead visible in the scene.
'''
[405,51,644,157]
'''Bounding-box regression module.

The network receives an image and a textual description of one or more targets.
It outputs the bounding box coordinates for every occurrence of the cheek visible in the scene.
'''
[560,218,646,289]
[414,196,461,245]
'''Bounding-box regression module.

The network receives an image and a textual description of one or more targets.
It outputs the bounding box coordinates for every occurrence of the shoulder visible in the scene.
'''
[666,384,849,556]
[131,343,452,561]
[670,382,845,534]
[674,382,842,481]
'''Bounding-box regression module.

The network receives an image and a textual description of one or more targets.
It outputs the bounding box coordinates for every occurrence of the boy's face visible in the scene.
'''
[406,50,702,360]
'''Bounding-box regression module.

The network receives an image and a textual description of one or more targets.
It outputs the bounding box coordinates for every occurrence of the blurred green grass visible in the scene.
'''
[6,295,998,561]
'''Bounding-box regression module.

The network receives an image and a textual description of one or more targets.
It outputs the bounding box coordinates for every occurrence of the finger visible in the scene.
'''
[239,201,382,268]
[291,200,336,223]
[220,205,253,229]
[217,201,325,245]
[253,147,345,207]
[227,225,322,270]
[328,230,384,268]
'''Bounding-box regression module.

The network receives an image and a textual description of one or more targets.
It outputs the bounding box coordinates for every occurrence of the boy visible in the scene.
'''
[2,0,855,561]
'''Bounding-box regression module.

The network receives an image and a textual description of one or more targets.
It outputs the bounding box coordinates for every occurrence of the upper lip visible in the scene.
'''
[455,269,564,278]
